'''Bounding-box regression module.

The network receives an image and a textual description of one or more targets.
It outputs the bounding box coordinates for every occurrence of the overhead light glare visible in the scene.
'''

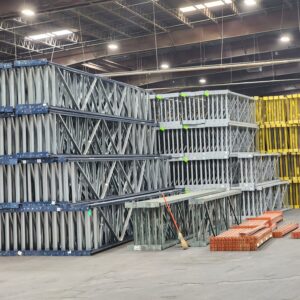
[179,6,196,12]
[161,63,170,70]
[21,9,35,16]
[26,33,54,40]
[181,1,231,13]
[280,35,291,43]
[108,43,119,50]
[52,29,73,36]
[195,4,205,9]
[205,1,225,8]
[82,62,105,71]
[199,78,207,84]
[25,29,73,40]
[244,0,257,6]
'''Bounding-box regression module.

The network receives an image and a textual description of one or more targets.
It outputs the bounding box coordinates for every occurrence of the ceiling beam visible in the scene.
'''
[98,4,153,33]
[0,45,16,56]
[200,7,218,23]
[228,1,239,15]
[100,59,131,70]
[49,9,300,66]
[102,58,300,77]
[114,0,167,33]
[117,36,300,86]
[151,0,193,28]
[236,82,300,96]
[146,62,300,92]
[74,10,132,38]
[149,50,300,88]
[0,0,112,19]
[152,78,300,94]
[0,19,69,52]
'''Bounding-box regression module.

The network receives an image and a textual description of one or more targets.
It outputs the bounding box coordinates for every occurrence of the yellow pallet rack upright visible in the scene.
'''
[256,94,300,208]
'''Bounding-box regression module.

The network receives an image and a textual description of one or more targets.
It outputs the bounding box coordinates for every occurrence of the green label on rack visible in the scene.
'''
[184,188,190,194]
[88,209,92,217]
[156,95,163,100]
[160,127,166,132]
[180,92,188,97]
[204,90,210,97]
[182,156,189,163]
[182,124,189,130]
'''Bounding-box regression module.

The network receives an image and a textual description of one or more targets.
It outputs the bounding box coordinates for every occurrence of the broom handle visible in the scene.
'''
[162,194,180,232]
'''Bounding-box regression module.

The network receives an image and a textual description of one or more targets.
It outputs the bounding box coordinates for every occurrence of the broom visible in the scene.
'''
[162,193,189,250]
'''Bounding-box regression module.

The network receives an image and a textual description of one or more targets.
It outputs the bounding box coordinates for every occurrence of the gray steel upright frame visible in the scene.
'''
[1,60,152,120]
[126,189,225,250]
[152,90,256,124]
[0,60,174,256]
[151,90,288,217]
[126,189,242,250]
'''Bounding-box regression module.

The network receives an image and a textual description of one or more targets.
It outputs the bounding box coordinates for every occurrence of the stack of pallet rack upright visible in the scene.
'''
[256,94,299,208]
[0,59,173,256]
[152,90,288,217]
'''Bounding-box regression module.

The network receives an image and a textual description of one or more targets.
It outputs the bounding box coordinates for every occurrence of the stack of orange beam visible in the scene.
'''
[210,211,283,251]
[291,228,300,239]
[273,223,299,238]
[210,228,272,251]
[245,211,283,227]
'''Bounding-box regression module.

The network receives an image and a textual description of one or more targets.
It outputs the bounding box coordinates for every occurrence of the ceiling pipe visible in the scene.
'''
[100,58,300,77]
[145,78,300,91]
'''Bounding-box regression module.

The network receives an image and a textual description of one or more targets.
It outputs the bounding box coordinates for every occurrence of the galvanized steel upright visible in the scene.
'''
[152,90,288,215]
[0,59,172,256]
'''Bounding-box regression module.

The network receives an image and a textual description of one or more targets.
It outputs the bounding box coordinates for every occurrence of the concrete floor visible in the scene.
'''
[1,210,300,300]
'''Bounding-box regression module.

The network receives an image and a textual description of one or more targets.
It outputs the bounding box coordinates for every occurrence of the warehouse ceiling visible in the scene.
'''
[0,0,300,95]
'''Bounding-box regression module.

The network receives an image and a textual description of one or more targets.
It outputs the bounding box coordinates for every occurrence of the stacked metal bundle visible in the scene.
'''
[126,189,242,250]
[152,90,288,216]
[256,94,300,208]
[210,211,284,251]
[237,153,280,190]
[0,59,172,255]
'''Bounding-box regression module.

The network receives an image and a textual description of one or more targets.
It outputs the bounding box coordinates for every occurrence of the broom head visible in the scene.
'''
[178,231,189,250]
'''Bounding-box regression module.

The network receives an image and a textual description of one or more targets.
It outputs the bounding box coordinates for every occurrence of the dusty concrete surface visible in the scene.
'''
[0,210,300,300]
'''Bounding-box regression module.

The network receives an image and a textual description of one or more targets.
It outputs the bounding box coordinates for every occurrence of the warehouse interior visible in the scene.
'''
[1,1,300,299]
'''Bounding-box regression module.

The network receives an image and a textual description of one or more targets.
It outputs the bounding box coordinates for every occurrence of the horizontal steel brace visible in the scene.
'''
[169,152,230,161]
[125,188,225,208]
[189,190,242,204]
[0,152,171,165]
[0,238,132,256]
[232,180,289,191]
[0,104,157,126]
[235,152,280,158]
[159,120,258,129]
[153,90,254,100]
[0,188,181,212]
[176,184,232,190]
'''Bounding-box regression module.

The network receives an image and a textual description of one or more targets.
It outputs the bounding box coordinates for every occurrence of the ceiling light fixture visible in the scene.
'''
[25,29,73,40]
[82,62,106,72]
[195,4,205,9]
[21,8,35,16]
[244,0,257,6]
[161,63,170,69]
[26,33,54,40]
[52,29,73,36]
[205,1,225,8]
[179,6,196,12]
[181,1,232,13]
[199,78,207,84]
[108,43,119,50]
[280,35,291,43]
